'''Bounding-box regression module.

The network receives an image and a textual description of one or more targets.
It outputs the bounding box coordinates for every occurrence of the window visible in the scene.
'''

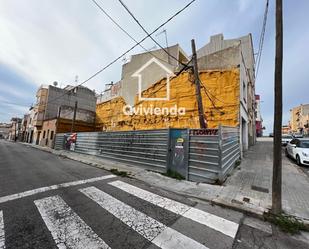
[296,140,301,147]
[243,81,247,103]
[50,131,54,140]
[290,139,296,144]
[300,141,309,148]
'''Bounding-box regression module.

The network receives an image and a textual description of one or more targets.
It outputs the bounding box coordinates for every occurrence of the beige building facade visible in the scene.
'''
[196,33,256,152]
[290,104,309,135]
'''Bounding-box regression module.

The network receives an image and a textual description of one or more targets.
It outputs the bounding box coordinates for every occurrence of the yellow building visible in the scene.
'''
[290,104,309,135]
[96,69,240,131]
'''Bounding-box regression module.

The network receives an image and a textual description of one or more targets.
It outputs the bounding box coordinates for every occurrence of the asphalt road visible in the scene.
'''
[0,140,308,249]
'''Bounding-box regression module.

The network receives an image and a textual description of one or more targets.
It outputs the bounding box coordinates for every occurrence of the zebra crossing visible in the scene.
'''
[0,177,240,249]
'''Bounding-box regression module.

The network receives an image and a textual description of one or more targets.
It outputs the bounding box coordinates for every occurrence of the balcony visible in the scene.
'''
[32,119,43,127]
[32,112,44,127]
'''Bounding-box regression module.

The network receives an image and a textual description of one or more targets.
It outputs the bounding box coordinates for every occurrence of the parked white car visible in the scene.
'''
[281,134,293,146]
[285,138,309,166]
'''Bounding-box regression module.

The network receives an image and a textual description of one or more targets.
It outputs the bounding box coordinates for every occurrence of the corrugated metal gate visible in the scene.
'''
[188,129,220,183]
[188,126,240,183]
[54,133,66,150]
[54,126,240,183]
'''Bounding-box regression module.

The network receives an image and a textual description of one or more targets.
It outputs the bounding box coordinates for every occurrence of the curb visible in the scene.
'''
[21,143,309,227]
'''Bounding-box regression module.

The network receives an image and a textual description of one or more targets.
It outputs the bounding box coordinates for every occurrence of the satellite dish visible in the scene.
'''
[53,81,58,87]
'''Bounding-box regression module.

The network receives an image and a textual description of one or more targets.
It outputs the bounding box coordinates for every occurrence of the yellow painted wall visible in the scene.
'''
[96,69,240,131]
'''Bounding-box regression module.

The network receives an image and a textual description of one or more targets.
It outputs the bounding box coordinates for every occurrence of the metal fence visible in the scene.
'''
[220,126,240,180]
[54,133,66,150]
[72,129,168,173]
[54,126,240,184]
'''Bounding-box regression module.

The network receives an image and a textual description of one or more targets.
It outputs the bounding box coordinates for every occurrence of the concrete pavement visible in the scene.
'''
[215,137,309,221]
[0,140,243,248]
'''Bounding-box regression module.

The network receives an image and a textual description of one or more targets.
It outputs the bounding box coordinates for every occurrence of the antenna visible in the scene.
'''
[156,28,170,64]
[147,45,157,51]
[75,75,79,85]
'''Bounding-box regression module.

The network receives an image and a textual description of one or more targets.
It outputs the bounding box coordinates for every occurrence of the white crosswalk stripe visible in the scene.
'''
[80,186,209,249]
[1,182,239,248]
[109,180,239,238]
[0,174,116,204]
[0,211,5,249]
[34,195,111,249]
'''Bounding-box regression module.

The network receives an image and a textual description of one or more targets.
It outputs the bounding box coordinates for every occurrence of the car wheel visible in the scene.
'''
[296,155,302,166]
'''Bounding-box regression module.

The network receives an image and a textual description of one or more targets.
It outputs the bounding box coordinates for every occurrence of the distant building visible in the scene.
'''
[8,117,22,141]
[25,84,96,147]
[290,104,309,135]
[282,125,290,135]
[255,95,263,137]
[20,114,30,142]
[0,123,11,139]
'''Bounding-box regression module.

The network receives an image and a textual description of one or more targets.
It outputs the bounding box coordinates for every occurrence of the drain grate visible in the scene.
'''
[251,185,269,193]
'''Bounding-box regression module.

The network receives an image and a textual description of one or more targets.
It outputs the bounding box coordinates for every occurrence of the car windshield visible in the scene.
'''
[300,141,309,148]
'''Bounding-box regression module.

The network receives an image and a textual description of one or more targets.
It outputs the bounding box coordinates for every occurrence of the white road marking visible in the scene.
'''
[0,211,5,249]
[0,175,116,204]
[109,180,239,238]
[34,195,110,249]
[80,186,208,249]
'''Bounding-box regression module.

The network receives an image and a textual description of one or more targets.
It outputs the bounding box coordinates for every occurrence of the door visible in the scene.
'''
[167,129,189,179]
[290,139,298,158]
[287,139,295,156]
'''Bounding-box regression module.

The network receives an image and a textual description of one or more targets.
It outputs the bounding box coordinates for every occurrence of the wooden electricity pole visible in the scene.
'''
[56,106,62,133]
[191,39,207,129]
[71,101,78,133]
[272,0,283,214]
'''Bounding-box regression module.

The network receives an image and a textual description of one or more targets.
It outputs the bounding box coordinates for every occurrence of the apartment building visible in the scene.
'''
[25,84,96,147]
[290,104,309,135]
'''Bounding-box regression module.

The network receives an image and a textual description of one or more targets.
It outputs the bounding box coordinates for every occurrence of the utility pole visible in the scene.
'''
[56,106,62,133]
[71,101,78,133]
[272,0,283,215]
[191,39,207,129]
[14,119,17,142]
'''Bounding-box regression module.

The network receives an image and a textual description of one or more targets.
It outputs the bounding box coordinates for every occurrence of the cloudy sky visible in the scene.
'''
[0,0,308,133]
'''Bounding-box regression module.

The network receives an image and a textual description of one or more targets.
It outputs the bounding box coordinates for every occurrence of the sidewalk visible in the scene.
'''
[24,138,309,222]
[215,137,309,221]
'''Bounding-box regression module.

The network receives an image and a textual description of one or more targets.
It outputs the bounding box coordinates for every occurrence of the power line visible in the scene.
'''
[37,0,196,108]
[200,82,234,106]
[117,0,193,67]
[91,0,178,66]
[0,100,32,108]
[255,0,269,79]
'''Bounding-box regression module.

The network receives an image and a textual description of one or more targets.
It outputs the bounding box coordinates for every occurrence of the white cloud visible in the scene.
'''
[0,0,308,130]
[0,0,195,93]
